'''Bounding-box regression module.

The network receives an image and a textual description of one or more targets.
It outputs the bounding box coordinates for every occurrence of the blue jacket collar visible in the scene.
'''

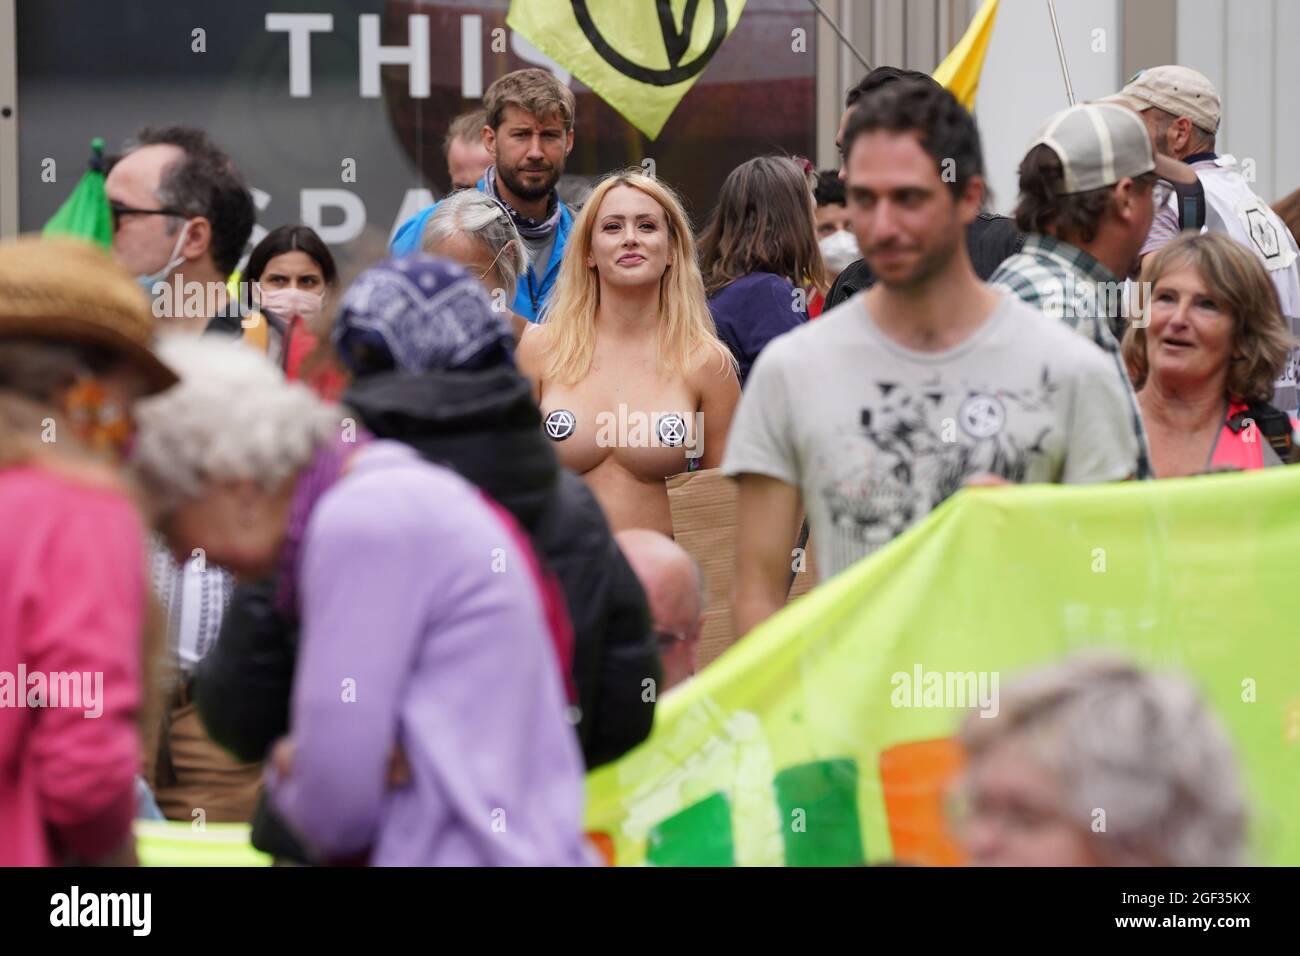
[476,176,572,321]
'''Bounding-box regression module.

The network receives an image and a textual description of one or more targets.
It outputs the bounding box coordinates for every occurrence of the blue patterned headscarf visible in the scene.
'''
[333,255,514,376]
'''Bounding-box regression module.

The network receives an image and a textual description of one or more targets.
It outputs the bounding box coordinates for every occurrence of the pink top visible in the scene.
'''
[0,465,145,866]
[1210,401,1299,471]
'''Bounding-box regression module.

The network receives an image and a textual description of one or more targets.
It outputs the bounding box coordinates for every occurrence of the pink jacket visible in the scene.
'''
[0,465,145,866]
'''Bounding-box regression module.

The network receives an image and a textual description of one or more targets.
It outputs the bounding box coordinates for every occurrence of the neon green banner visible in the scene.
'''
[134,821,272,867]
[585,470,1300,865]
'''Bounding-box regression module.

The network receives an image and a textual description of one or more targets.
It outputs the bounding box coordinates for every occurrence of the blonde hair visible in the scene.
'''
[534,169,732,384]
[1123,232,1294,403]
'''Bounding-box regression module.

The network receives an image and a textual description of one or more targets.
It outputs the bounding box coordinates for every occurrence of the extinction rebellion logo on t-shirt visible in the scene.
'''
[957,394,1006,439]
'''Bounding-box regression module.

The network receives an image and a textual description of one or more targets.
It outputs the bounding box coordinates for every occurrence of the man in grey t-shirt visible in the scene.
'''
[723,81,1139,637]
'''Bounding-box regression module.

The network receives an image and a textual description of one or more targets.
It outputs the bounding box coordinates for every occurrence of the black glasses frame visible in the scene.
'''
[109,201,189,232]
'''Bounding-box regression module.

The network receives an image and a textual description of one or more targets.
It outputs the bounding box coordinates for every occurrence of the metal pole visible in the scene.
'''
[0,0,18,237]
[806,0,871,73]
[1045,0,1076,105]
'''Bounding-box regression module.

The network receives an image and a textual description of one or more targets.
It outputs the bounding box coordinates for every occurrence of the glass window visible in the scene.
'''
[16,0,815,275]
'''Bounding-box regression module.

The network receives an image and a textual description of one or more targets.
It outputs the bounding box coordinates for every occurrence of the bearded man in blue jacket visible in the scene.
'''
[391,68,576,323]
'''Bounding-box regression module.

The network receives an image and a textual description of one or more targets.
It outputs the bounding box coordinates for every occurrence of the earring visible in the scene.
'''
[64,378,131,457]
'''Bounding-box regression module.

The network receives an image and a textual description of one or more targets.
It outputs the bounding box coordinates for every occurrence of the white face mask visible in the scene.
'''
[136,220,192,293]
[819,228,861,274]
[257,286,326,323]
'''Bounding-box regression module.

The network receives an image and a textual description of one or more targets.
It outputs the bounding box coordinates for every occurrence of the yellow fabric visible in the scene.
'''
[242,310,270,353]
[507,0,748,139]
[932,0,999,110]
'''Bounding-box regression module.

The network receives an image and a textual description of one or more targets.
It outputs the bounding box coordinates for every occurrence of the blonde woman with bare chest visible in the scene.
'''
[518,171,739,536]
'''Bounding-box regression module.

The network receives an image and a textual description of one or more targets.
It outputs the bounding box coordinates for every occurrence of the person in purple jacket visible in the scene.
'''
[698,156,831,386]
[132,332,593,866]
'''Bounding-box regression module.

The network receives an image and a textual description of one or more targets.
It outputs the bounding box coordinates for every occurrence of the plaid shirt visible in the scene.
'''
[989,234,1152,479]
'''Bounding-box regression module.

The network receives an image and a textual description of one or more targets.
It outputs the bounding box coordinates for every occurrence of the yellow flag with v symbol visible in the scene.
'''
[507,0,748,139]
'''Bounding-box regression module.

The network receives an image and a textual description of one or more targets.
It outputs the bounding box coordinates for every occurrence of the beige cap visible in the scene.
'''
[1027,103,1155,195]
[1108,65,1221,134]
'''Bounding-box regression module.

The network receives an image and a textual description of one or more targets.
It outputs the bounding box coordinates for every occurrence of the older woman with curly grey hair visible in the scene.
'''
[954,652,1247,867]
[131,330,592,866]
[422,189,530,341]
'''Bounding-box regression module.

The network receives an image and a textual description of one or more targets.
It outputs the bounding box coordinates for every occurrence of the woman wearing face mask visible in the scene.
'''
[697,157,830,387]
[243,226,341,395]
[812,169,861,318]
[0,237,176,865]
[517,170,739,537]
